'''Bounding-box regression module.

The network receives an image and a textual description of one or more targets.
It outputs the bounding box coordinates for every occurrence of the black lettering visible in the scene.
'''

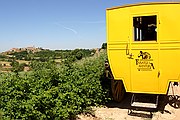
[136,59,139,65]
[150,63,155,69]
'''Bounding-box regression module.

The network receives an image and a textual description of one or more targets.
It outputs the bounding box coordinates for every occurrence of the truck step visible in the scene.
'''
[130,93,159,109]
[131,102,157,108]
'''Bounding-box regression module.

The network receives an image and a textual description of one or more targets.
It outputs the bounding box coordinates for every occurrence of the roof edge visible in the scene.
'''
[107,2,180,10]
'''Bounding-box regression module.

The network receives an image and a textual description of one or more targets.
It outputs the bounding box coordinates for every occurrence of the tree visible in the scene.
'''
[76,51,83,60]
[11,60,27,72]
[101,43,107,49]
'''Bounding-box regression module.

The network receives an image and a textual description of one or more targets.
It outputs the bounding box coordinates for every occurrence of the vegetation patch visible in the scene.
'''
[0,53,110,119]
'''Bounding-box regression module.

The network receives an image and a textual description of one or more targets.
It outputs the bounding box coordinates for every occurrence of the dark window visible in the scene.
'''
[133,15,157,41]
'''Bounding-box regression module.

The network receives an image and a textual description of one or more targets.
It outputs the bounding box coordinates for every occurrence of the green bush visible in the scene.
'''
[0,53,109,119]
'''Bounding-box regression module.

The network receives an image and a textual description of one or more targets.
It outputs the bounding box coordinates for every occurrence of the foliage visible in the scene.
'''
[11,60,27,72]
[6,49,95,63]
[76,51,83,60]
[10,51,28,60]
[0,55,8,59]
[101,43,107,49]
[0,55,9,62]
[0,53,110,119]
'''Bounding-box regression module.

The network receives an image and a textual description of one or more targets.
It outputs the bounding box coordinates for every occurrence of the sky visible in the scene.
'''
[0,0,162,52]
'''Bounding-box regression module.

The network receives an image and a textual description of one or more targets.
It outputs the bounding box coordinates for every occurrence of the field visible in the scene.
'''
[0,49,110,119]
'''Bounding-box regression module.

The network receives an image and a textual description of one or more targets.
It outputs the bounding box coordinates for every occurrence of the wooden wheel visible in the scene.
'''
[169,95,180,108]
[111,79,125,102]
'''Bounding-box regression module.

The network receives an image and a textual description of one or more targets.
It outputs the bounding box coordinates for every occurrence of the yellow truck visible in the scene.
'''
[106,2,180,104]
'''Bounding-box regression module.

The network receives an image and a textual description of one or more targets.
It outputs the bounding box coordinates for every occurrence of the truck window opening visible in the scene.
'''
[133,15,157,41]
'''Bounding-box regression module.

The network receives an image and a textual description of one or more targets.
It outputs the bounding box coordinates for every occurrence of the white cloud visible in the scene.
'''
[62,26,78,34]
[53,22,78,34]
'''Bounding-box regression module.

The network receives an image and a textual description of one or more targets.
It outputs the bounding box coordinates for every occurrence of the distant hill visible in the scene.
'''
[1,46,44,55]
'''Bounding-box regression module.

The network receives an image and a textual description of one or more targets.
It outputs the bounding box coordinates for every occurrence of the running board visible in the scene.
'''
[131,102,157,109]
[130,94,159,109]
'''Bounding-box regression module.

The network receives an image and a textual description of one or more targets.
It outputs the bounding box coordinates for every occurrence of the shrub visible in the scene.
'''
[0,53,109,119]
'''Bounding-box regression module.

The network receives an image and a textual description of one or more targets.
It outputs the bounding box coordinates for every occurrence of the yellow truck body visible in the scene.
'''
[106,2,180,94]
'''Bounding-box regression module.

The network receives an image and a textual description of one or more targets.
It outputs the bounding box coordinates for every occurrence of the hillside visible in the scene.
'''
[1,46,43,55]
[0,47,98,72]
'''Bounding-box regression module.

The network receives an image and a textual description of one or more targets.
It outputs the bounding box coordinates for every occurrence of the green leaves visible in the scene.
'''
[0,53,109,119]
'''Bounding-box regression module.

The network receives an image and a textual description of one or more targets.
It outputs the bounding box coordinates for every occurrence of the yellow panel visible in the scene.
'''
[107,8,130,42]
[108,43,131,92]
[159,41,180,94]
[107,2,180,94]
[130,47,159,93]
[159,5,180,41]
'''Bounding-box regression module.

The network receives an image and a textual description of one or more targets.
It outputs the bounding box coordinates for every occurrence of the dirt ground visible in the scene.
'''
[77,83,180,120]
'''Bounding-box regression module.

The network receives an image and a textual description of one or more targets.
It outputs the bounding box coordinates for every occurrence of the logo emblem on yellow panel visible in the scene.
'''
[136,51,155,71]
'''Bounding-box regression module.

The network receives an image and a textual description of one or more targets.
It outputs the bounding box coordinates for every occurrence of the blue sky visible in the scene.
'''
[0,0,158,52]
